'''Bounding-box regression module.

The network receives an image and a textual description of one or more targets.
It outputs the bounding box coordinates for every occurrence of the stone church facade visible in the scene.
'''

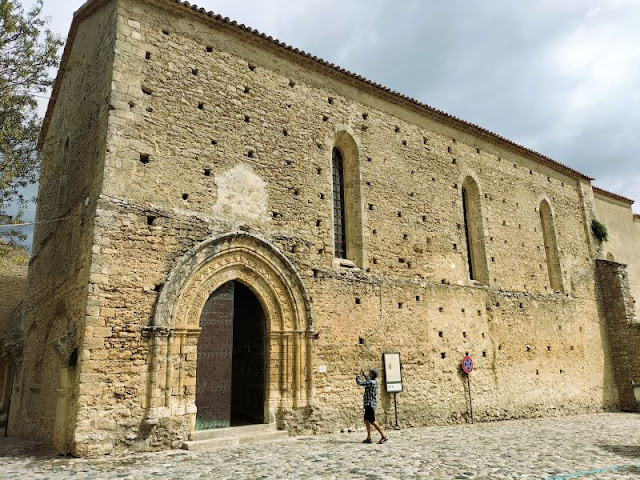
[2,0,640,456]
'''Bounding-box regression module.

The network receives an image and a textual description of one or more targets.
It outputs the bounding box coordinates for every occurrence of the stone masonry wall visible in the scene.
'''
[9,0,117,452]
[594,192,640,320]
[596,260,640,411]
[45,0,622,455]
[0,243,29,343]
[0,243,29,424]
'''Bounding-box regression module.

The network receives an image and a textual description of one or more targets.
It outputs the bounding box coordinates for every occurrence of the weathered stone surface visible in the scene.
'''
[593,189,640,319]
[3,0,640,458]
[0,243,29,330]
[6,0,118,454]
[2,413,640,479]
[0,242,29,426]
[0,243,29,354]
[596,260,639,411]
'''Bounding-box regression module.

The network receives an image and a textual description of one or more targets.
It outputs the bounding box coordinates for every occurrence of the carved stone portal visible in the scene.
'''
[146,232,313,434]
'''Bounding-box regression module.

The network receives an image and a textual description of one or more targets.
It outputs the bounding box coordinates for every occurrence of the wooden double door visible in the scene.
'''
[195,281,266,430]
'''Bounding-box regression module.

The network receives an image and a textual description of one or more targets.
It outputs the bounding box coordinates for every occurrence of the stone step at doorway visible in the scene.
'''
[181,424,289,451]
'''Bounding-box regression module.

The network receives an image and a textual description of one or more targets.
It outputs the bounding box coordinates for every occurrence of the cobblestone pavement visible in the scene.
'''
[3,413,640,479]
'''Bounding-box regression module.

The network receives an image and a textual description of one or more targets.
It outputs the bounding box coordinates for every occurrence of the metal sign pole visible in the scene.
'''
[461,356,474,425]
[393,393,398,428]
[467,373,474,425]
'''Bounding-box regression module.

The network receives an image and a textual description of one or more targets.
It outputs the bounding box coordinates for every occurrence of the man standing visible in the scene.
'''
[354,368,388,444]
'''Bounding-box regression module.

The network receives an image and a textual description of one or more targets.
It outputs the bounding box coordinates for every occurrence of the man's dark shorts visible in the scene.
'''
[364,405,375,423]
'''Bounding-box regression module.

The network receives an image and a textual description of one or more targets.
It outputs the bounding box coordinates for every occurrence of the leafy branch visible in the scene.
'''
[0,0,62,243]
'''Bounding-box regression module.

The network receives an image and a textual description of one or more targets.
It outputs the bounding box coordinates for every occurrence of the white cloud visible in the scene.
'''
[14,0,640,228]
[586,6,601,17]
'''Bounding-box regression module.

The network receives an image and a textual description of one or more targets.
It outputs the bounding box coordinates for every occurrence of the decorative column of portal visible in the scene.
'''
[142,326,171,418]
[294,329,311,408]
[282,331,295,409]
[290,331,299,407]
[269,329,310,409]
[290,329,312,408]
[170,328,200,417]
[266,330,303,409]
[165,333,173,408]
[184,329,201,419]
[267,331,285,410]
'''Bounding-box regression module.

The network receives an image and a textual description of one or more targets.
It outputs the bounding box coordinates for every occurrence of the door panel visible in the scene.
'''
[195,282,234,430]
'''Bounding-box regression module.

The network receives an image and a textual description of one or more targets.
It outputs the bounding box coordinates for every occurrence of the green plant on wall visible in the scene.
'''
[591,219,609,243]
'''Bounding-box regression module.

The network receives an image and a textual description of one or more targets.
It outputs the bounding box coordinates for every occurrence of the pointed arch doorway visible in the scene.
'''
[146,232,314,439]
[196,280,266,429]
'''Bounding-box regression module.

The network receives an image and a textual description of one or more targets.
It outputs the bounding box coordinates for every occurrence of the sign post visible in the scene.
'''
[462,355,474,424]
[383,352,402,429]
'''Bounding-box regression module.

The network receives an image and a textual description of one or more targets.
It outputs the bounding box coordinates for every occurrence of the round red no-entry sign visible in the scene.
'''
[462,356,473,374]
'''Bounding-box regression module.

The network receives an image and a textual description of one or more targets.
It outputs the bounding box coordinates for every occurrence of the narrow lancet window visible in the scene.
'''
[539,200,564,292]
[461,177,489,285]
[462,188,474,279]
[332,148,346,259]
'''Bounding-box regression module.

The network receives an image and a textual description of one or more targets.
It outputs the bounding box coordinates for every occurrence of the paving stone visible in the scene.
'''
[3,413,640,479]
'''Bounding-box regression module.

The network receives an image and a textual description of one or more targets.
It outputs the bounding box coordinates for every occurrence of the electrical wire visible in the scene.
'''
[0,214,73,229]
[29,92,52,99]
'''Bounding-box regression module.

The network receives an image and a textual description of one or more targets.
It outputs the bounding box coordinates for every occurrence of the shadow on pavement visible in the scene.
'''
[0,436,58,459]
[598,443,640,458]
[296,437,361,445]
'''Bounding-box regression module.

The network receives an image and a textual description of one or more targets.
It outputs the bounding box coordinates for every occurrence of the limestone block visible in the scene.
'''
[100,307,116,318]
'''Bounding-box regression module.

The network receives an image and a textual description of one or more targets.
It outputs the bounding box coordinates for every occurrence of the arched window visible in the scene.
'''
[461,177,489,285]
[332,147,346,259]
[331,132,363,266]
[539,200,564,292]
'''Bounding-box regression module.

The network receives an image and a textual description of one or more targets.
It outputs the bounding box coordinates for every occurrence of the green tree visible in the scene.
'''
[0,0,62,242]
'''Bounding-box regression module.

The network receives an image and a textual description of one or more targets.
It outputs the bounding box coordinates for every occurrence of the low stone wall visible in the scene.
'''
[0,244,29,430]
[596,259,640,411]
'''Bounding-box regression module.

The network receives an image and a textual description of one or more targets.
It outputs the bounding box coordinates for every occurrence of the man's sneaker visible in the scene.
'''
[362,438,372,444]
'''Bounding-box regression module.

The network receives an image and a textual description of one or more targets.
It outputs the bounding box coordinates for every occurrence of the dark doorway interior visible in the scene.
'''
[195,281,265,430]
[231,282,265,424]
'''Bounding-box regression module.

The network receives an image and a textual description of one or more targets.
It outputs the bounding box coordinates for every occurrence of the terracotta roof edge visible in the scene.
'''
[593,186,635,205]
[38,0,595,183]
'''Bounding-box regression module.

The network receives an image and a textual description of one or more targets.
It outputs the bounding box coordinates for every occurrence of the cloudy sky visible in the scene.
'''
[11,0,640,246]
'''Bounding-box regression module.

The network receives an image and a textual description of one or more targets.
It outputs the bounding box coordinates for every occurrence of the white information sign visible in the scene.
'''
[383,352,403,393]
[387,383,402,392]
